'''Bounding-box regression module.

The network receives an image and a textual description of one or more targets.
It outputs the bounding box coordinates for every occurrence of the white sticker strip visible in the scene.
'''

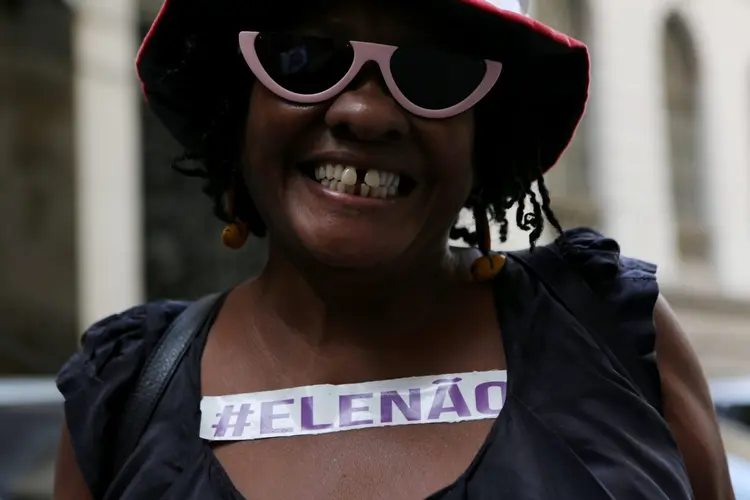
[200,370,507,441]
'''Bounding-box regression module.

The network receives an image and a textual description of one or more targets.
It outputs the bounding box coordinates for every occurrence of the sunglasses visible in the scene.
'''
[238,31,503,119]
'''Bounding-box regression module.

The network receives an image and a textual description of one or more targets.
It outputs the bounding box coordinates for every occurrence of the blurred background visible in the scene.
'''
[1,0,749,498]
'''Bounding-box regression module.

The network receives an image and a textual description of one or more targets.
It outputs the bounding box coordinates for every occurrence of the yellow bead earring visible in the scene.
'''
[221,181,248,250]
[469,205,506,282]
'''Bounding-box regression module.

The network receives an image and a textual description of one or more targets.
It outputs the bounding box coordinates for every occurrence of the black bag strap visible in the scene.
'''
[507,246,661,411]
[110,292,225,480]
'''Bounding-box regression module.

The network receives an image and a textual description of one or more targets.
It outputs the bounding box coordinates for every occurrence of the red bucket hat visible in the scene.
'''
[136,0,589,174]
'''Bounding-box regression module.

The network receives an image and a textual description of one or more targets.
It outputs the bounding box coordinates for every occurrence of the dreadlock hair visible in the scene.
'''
[169,29,564,252]
[449,78,565,250]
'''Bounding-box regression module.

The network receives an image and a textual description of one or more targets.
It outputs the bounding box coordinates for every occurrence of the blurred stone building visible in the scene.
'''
[530,0,750,473]
[2,0,750,496]
[529,0,750,382]
[0,0,76,376]
[0,0,267,377]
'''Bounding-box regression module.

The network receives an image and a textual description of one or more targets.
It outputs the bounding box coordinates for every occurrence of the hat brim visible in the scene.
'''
[137,0,589,173]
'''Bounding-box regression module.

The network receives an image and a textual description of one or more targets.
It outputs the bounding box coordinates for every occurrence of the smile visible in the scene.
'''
[303,162,415,199]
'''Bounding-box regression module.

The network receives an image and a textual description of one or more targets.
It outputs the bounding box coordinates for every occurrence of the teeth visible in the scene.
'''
[379,173,387,187]
[341,167,357,185]
[314,163,403,199]
[364,169,380,188]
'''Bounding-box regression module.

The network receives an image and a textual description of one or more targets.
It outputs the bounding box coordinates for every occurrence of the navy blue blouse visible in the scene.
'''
[57,228,693,499]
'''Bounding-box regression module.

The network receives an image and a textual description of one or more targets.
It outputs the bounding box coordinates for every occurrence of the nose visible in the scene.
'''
[324,65,409,142]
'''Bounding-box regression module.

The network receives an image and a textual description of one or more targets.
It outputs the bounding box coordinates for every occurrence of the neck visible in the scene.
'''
[251,238,468,347]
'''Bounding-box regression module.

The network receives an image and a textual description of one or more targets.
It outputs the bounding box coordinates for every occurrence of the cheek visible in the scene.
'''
[242,85,320,203]
[416,112,476,197]
[239,87,290,233]
[245,85,298,171]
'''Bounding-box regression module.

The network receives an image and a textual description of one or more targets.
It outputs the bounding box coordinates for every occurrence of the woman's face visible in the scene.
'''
[242,0,477,269]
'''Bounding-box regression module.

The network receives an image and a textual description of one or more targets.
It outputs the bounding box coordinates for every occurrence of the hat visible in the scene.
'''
[136,0,589,173]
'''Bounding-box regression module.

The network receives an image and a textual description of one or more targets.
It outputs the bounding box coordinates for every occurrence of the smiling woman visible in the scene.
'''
[53,0,733,499]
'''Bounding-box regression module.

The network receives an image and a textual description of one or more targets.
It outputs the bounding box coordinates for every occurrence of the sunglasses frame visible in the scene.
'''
[238,31,503,119]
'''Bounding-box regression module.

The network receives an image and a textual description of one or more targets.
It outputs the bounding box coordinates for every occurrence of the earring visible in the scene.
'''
[221,181,249,250]
[470,205,506,282]
[222,220,248,249]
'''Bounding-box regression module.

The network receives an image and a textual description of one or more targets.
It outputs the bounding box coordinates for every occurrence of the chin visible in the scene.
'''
[296,227,414,271]
[267,179,436,271]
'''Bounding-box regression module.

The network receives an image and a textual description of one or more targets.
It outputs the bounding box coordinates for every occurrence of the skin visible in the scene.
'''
[655,295,735,500]
[54,1,734,499]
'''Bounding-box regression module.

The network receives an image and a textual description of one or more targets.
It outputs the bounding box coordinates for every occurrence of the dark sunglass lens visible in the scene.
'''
[254,33,354,95]
[390,47,487,110]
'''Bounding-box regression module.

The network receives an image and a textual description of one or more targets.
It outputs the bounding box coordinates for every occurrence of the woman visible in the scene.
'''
[54,0,734,498]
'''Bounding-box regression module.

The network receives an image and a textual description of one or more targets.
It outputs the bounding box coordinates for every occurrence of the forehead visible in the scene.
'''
[304,0,430,42]
[259,0,474,49]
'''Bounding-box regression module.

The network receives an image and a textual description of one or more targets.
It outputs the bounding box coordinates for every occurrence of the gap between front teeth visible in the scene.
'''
[313,164,400,199]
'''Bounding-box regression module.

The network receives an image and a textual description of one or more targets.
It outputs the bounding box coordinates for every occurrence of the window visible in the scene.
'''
[534,0,598,230]
[0,0,77,374]
[663,14,709,262]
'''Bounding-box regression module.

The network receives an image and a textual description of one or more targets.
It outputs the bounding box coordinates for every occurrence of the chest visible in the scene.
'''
[212,419,494,499]
[200,313,504,498]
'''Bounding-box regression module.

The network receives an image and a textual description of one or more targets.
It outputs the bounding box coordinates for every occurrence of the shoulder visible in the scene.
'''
[55,300,189,493]
[544,227,663,406]
[554,226,656,283]
[546,227,659,330]
[509,227,659,348]
[57,300,190,400]
[552,227,659,322]
[548,229,733,497]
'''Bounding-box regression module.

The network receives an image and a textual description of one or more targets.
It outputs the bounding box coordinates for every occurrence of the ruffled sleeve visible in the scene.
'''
[555,227,663,413]
[56,300,188,497]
